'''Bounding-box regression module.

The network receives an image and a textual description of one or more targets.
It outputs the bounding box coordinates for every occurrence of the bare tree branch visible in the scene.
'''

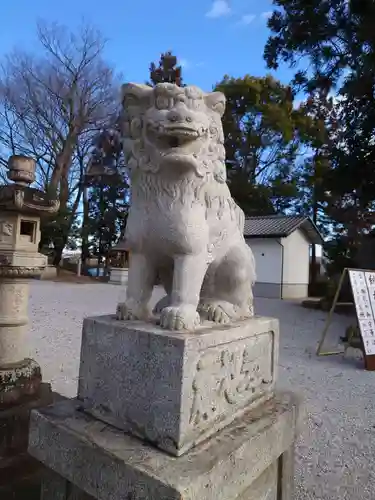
[0,20,122,259]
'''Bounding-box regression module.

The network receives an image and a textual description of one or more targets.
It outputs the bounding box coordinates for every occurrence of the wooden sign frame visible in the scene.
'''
[317,267,375,371]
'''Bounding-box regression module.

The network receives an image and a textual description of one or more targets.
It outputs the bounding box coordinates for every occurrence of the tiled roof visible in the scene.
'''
[243,215,323,244]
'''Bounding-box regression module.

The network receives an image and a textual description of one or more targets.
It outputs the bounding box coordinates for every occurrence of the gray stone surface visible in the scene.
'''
[280,442,296,500]
[78,314,278,456]
[29,391,300,500]
[40,471,92,500]
[236,462,277,500]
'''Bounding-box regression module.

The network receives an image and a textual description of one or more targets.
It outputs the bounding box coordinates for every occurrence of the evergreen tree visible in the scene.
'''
[215,74,312,215]
[83,127,129,269]
[264,0,375,272]
[87,179,128,270]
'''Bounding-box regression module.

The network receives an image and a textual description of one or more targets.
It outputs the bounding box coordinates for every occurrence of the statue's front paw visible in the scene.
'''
[199,300,253,324]
[116,300,150,321]
[199,301,233,324]
[159,305,200,331]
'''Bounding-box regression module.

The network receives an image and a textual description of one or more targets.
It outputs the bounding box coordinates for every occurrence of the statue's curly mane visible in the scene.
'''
[120,82,244,223]
[131,169,235,222]
[123,109,232,215]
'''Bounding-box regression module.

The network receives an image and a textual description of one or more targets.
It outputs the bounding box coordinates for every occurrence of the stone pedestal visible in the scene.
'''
[78,316,279,456]
[109,267,128,285]
[29,392,300,500]
[28,315,302,499]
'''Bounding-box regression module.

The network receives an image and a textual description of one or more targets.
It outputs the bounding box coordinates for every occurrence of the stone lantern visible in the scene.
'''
[0,155,59,405]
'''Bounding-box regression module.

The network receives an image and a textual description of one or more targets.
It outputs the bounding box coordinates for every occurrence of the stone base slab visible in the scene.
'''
[77,315,279,456]
[29,391,300,500]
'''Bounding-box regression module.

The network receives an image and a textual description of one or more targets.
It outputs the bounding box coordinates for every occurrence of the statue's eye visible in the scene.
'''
[156,96,170,109]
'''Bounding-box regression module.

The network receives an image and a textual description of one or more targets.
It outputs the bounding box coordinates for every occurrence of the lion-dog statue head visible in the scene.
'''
[121,83,227,185]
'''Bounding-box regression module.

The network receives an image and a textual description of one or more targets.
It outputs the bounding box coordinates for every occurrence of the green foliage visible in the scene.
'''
[214,74,310,215]
[265,0,375,273]
[288,90,339,241]
[81,126,129,265]
[264,0,353,91]
[228,177,275,216]
[294,157,330,233]
[324,237,357,276]
[87,182,128,262]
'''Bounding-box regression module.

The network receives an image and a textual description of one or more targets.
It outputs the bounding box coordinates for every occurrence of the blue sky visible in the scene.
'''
[1,0,296,91]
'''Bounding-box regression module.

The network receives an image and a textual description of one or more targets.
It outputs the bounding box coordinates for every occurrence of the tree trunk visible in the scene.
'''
[45,132,79,268]
[48,131,78,199]
[59,172,70,210]
[52,182,83,268]
[96,185,104,277]
[52,246,64,267]
[81,186,90,266]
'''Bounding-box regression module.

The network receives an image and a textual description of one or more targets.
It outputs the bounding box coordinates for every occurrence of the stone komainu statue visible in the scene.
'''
[116,82,256,330]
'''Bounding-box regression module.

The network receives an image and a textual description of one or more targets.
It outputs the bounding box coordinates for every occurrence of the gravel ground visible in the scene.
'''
[28,281,374,500]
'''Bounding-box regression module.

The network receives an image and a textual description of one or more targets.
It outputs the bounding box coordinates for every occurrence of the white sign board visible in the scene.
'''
[348,270,375,355]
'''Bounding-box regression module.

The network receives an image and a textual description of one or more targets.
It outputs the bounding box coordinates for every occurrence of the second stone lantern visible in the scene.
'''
[0,155,59,407]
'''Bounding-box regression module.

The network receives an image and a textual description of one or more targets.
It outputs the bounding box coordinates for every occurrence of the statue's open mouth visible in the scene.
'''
[146,123,206,149]
[163,127,199,147]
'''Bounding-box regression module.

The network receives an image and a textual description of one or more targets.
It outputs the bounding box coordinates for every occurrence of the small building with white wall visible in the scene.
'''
[244,215,323,299]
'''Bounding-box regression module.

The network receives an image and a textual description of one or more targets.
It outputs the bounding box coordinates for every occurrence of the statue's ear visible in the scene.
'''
[121,83,152,115]
[204,91,226,117]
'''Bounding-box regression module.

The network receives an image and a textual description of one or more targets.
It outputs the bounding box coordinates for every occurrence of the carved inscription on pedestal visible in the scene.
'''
[190,332,274,426]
